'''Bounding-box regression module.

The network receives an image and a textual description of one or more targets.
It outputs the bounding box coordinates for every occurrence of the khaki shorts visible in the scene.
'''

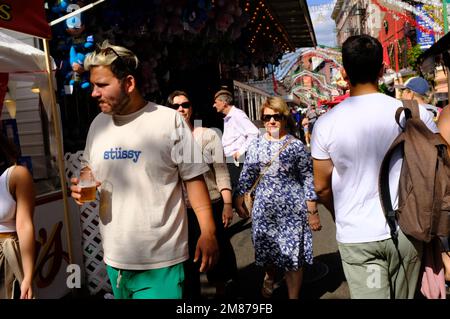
[338,229,422,299]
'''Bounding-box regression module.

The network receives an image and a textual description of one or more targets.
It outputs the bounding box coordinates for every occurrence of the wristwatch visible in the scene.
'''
[307,209,319,216]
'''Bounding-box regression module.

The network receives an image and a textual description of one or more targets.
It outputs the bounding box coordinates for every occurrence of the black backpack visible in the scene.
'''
[379,100,450,243]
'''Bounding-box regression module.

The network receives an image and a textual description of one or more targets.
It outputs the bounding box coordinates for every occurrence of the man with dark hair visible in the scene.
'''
[341,34,384,86]
[311,35,438,299]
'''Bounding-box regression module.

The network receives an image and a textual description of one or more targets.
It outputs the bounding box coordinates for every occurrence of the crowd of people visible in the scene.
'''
[1,35,449,299]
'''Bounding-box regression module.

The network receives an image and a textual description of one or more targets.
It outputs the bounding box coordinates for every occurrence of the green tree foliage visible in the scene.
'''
[407,44,423,71]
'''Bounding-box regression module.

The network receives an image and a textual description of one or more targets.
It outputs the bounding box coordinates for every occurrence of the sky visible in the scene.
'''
[306,0,337,48]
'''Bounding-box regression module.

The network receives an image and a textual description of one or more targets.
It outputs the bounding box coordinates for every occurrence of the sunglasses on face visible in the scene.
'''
[262,114,284,122]
[170,102,191,109]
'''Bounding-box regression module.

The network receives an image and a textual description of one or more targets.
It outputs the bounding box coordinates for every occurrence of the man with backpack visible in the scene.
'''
[311,35,438,298]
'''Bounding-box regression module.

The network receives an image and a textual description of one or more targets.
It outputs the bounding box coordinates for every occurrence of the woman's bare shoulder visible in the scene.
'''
[9,165,33,187]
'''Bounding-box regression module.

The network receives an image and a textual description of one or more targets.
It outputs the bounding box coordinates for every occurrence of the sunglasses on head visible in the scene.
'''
[262,114,284,122]
[96,46,137,73]
[170,102,191,109]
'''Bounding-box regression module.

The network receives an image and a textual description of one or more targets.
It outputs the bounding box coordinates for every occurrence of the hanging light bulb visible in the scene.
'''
[31,81,40,94]
[4,82,17,119]
[4,90,16,119]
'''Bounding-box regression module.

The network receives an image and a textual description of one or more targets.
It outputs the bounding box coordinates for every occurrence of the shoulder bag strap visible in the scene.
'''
[248,136,294,194]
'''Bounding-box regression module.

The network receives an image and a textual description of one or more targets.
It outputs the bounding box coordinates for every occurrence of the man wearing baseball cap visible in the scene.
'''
[397,76,438,120]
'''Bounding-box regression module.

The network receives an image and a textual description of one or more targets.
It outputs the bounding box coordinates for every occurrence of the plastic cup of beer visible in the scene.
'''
[78,166,97,203]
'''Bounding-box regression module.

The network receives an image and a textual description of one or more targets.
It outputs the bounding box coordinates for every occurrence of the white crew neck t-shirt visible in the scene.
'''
[311,93,438,244]
[84,102,209,269]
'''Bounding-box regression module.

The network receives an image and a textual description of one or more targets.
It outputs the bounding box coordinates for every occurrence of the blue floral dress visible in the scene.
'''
[238,134,317,271]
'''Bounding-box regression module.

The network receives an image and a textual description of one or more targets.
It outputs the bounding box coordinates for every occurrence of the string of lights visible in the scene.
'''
[244,0,292,55]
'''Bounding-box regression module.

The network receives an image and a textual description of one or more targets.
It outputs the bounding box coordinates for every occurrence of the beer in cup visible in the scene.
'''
[78,166,97,203]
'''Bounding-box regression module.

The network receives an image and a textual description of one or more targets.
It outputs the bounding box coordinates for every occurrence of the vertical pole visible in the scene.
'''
[443,0,448,34]
[42,38,74,266]
[394,17,399,72]
[239,87,245,114]
[443,0,450,102]
[247,91,251,118]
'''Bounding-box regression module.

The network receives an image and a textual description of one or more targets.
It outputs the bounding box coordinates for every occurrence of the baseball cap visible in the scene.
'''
[396,76,430,95]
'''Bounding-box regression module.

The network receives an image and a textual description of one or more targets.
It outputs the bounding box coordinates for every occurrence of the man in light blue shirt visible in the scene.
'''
[213,89,259,161]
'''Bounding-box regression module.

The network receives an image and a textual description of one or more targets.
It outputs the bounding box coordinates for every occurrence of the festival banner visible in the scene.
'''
[0,0,51,39]
[415,4,435,50]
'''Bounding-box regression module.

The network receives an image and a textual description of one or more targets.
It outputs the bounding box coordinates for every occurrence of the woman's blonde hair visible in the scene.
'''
[260,96,290,117]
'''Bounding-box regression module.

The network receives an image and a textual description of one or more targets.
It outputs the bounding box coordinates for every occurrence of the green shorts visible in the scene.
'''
[106,263,184,299]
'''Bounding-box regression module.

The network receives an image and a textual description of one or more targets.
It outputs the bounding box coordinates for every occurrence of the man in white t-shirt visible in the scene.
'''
[311,35,438,299]
[70,41,218,299]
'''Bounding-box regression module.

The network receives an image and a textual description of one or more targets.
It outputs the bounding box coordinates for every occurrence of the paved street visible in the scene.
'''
[200,204,350,299]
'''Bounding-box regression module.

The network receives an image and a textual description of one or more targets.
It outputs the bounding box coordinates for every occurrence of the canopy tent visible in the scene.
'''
[0,30,56,120]
[419,31,450,71]
[0,29,75,266]
[1,2,108,295]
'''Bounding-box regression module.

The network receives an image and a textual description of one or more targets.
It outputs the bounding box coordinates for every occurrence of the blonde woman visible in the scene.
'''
[235,96,320,299]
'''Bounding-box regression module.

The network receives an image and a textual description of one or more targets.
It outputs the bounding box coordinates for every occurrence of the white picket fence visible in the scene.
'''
[233,80,271,121]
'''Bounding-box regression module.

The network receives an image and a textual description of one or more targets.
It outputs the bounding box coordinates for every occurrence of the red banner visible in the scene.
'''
[0,0,51,39]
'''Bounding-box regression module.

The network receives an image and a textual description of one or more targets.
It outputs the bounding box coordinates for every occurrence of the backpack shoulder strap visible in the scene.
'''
[394,100,420,130]
[402,99,421,119]
[379,134,405,241]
